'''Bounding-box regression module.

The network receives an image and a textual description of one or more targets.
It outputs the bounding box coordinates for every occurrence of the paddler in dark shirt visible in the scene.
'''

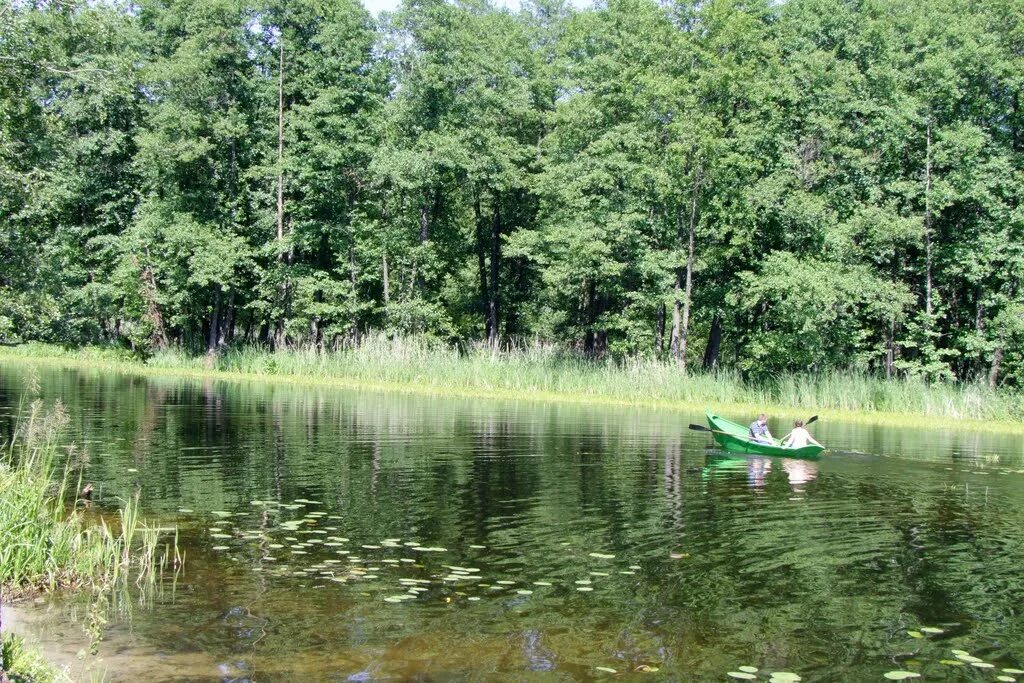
[749,413,774,444]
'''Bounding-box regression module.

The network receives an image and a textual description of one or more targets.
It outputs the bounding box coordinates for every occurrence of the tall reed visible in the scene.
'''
[3,339,1021,422]
[0,400,177,596]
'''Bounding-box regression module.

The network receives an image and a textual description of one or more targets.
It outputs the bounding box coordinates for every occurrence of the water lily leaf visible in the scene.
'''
[955,654,983,663]
[588,552,615,559]
[997,676,1017,682]
[595,666,617,674]
[769,673,801,682]
[938,660,965,666]
[882,672,920,680]
[576,586,594,592]
[1004,670,1024,675]
[516,590,533,595]
[906,631,923,638]
[950,649,970,656]
[971,662,995,669]
[920,627,944,634]
[727,673,756,680]
[634,665,659,672]
[211,545,229,550]
[738,666,758,673]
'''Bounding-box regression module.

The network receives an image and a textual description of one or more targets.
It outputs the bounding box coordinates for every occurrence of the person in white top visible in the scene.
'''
[783,419,821,449]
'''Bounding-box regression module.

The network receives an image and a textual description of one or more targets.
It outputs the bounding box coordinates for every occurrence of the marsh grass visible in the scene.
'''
[0,400,178,597]
[3,338,1022,422]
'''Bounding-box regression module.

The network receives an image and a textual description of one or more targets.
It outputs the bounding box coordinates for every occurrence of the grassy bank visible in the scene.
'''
[1,400,179,681]
[1,340,1022,430]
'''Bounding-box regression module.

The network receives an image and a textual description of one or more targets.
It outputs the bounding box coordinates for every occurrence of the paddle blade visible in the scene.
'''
[688,424,711,432]
[806,415,819,425]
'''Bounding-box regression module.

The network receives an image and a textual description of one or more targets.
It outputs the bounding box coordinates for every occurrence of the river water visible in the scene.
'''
[1,362,1023,682]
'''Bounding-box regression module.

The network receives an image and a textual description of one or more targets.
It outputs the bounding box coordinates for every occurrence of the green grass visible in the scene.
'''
[1,634,69,683]
[2,338,1022,426]
[0,399,178,597]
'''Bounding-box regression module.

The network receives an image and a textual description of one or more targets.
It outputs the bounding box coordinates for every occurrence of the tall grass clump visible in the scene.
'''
[0,400,178,597]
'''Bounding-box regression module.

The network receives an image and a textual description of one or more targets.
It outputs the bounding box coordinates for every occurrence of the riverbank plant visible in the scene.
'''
[2,340,1021,424]
[0,400,176,595]
[0,634,69,683]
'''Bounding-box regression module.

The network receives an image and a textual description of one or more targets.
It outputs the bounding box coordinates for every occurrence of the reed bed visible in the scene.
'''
[3,339,1022,422]
[0,400,178,597]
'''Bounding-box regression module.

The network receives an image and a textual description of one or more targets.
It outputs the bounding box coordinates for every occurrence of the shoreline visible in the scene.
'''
[2,347,1022,435]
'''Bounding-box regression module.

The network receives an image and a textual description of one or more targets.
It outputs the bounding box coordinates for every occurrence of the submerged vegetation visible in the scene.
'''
[3,340,1022,424]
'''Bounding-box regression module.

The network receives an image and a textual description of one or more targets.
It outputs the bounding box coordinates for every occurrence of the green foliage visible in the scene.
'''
[1,0,1023,386]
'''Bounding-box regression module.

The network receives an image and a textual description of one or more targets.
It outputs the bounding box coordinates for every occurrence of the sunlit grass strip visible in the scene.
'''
[0,401,178,597]
[2,339,1022,428]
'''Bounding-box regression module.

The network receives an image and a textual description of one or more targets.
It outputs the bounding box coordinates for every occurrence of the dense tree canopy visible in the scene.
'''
[2,0,1022,385]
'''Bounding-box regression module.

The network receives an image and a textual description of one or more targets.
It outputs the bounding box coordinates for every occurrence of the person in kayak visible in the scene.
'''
[784,420,821,449]
[749,413,773,444]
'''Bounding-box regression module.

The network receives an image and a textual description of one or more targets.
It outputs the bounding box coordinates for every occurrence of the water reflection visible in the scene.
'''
[1,362,1024,681]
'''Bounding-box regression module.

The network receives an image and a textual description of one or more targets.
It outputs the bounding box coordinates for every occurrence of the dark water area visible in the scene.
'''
[2,362,1024,682]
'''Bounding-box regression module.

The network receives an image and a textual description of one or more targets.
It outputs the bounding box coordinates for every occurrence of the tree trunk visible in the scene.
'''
[135,251,169,352]
[989,343,1003,388]
[655,303,665,356]
[207,289,221,354]
[474,196,491,340]
[419,196,430,244]
[382,251,390,305]
[276,35,285,245]
[679,164,702,370]
[703,312,722,370]
[274,34,288,349]
[583,278,596,357]
[221,290,235,346]
[670,163,703,368]
[488,203,501,348]
[924,120,934,319]
[884,317,895,380]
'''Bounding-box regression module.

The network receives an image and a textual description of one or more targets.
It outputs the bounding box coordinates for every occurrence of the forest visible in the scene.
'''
[2,0,1023,385]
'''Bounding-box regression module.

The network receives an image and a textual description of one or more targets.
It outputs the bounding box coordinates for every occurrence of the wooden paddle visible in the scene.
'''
[688,423,754,440]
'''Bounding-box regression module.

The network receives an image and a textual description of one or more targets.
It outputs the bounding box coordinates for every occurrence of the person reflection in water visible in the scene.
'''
[747,457,771,490]
[782,458,818,489]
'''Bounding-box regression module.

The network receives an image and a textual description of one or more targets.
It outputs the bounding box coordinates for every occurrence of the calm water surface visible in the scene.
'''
[2,362,1024,682]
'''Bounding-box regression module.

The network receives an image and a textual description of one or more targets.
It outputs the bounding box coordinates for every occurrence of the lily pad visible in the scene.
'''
[576,586,594,592]
[595,667,617,674]
[738,666,758,673]
[998,677,1017,682]
[588,552,615,559]
[971,662,995,669]
[920,627,944,634]
[938,660,965,666]
[768,673,801,682]
[955,654,983,663]
[1004,670,1024,675]
[907,631,923,639]
[727,673,756,680]
[882,672,920,680]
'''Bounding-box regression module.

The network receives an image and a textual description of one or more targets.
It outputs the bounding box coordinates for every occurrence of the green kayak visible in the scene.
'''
[704,411,825,460]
